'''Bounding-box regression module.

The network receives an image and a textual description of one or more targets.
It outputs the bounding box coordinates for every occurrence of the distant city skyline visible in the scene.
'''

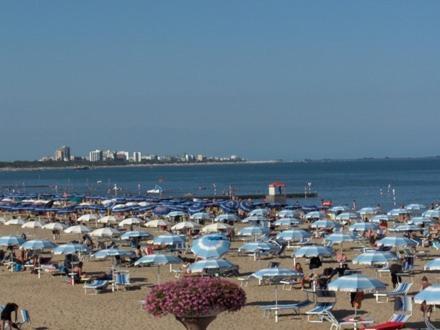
[1,1,440,161]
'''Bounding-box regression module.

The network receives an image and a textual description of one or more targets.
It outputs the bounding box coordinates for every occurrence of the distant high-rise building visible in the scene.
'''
[115,151,129,161]
[102,149,115,161]
[196,154,205,162]
[55,146,71,161]
[89,150,103,162]
[133,152,142,163]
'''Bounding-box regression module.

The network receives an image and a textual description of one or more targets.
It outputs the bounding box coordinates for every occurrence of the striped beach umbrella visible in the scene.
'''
[390,224,422,232]
[120,231,152,240]
[274,218,300,227]
[238,241,278,253]
[238,226,269,237]
[352,251,398,266]
[328,274,386,293]
[376,236,417,248]
[77,214,98,222]
[276,229,311,242]
[294,245,333,258]
[424,258,440,271]
[134,254,182,266]
[190,212,212,221]
[191,234,230,259]
[414,284,440,305]
[153,234,185,247]
[349,222,378,232]
[188,259,235,273]
[324,233,356,244]
[53,243,89,255]
[311,220,337,229]
[0,235,25,247]
[215,214,240,222]
[93,248,134,259]
[251,268,302,281]
[371,215,392,223]
[21,240,57,251]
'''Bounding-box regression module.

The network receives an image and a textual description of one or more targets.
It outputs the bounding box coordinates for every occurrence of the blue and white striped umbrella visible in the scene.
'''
[311,220,337,229]
[249,208,269,217]
[276,229,311,242]
[277,209,297,218]
[294,245,333,258]
[188,259,235,273]
[329,206,350,213]
[215,214,240,222]
[424,258,440,271]
[238,226,269,237]
[388,208,410,217]
[53,243,89,255]
[21,240,57,251]
[324,233,356,244]
[0,235,25,247]
[390,224,422,232]
[134,254,182,266]
[414,284,440,305]
[352,251,398,265]
[274,218,300,227]
[305,211,324,220]
[93,248,134,259]
[120,231,152,240]
[408,217,433,226]
[423,209,440,219]
[191,234,230,259]
[238,241,277,253]
[371,215,392,223]
[153,234,185,247]
[349,222,378,232]
[336,212,360,221]
[376,236,417,248]
[405,203,426,212]
[251,268,303,281]
[167,211,187,218]
[359,207,381,216]
[242,215,268,223]
[190,212,212,221]
[328,274,386,292]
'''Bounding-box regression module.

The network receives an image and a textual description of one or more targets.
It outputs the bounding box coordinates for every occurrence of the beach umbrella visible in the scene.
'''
[349,222,378,232]
[171,221,200,231]
[21,221,43,229]
[424,258,440,271]
[274,218,300,227]
[359,207,381,217]
[93,248,134,259]
[311,220,338,229]
[352,251,398,266]
[324,233,356,250]
[64,225,91,234]
[53,243,89,255]
[387,208,410,217]
[305,211,324,221]
[90,227,120,238]
[239,200,254,213]
[77,214,98,222]
[167,211,187,218]
[0,235,25,247]
[21,240,57,251]
[249,208,269,217]
[251,268,302,281]
[153,234,185,248]
[423,209,440,219]
[276,229,311,242]
[335,212,360,222]
[134,254,182,282]
[328,274,386,292]
[237,226,269,237]
[405,203,426,214]
[144,219,170,228]
[5,219,25,226]
[219,200,239,213]
[215,214,240,222]
[414,284,440,305]
[188,259,236,273]
[238,241,278,253]
[242,215,268,223]
[390,224,422,232]
[118,217,142,227]
[294,245,333,258]
[376,236,417,248]
[329,206,350,213]
[277,209,297,218]
[190,212,212,221]
[97,215,118,224]
[371,215,392,223]
[408,217,433,226]
[201,223,231,233]
[42,223,66,231]
[191,234,230,259]
[120,231,152,240]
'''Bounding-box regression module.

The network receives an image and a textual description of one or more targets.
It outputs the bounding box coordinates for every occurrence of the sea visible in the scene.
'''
[0,158,439,209]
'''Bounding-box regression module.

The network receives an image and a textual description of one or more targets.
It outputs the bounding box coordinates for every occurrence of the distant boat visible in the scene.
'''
[147,185,163,194]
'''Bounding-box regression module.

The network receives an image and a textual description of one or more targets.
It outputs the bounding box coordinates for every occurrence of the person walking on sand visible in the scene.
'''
[1,303,19,329]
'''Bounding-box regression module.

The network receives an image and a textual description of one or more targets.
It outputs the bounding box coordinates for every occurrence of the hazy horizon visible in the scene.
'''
[1,1,440,161]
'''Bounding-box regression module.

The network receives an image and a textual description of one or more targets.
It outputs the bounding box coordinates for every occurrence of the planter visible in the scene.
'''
[176,313,219,330]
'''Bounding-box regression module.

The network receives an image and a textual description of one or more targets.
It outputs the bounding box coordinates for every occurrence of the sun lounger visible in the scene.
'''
[425,318,440,330]
[374,282,412,302]
[84,280,109,295]
[112,272,131,292]
[325,310,373,330]
[305,302,334,323]
[261,299,312,322]
[365,296,412,330]
[16,309,31,329]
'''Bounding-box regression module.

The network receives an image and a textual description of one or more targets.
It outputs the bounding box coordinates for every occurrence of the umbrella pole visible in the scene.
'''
[157,266,160,283]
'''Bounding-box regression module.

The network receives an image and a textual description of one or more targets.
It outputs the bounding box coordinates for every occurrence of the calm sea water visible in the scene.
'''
[0,159,439,209]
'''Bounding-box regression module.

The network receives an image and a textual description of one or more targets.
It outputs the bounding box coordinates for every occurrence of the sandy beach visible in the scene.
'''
[0,221,432,330]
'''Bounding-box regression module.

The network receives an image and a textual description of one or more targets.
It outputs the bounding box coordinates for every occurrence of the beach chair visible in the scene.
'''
[305,302,334,323]
[112,272,131,292]
[425,318,440,330]
[376,263,390,278]
[16,309,31,329]
[83,279,109,295]
[374,282,412,303]
[260,299,312,323]
[324,310,366,330]
[365,296,412,330]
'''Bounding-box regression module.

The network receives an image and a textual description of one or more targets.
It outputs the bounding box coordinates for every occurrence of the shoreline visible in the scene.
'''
[0,160,281,173]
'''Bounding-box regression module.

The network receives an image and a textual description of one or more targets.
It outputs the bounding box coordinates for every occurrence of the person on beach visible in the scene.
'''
[420,276,432,320]
[1,303,19,329]
[350,290,364,310]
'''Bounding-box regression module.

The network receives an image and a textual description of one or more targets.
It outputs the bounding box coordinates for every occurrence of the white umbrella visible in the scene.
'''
[21,221,43,229]
[43,223,66,231]
[64,225,91,234]
[171,221,200,231]
[5,219,25,226]
[77,214,98,222]
[97,215,118,224]
[90,227,120,238]
[118,217,142,227]
[145,219,170,228]
[201,223,231,233]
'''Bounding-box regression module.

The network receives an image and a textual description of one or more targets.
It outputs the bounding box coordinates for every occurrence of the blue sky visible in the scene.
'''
[1,1,439,161]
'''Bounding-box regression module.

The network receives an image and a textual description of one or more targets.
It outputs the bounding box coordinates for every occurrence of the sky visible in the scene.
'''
[1,1,439,161]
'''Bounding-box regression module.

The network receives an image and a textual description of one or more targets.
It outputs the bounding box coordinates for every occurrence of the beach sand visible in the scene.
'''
[0,224,433,330]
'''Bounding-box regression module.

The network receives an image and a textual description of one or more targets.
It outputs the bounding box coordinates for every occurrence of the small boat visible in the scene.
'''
[147,185,163,194]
